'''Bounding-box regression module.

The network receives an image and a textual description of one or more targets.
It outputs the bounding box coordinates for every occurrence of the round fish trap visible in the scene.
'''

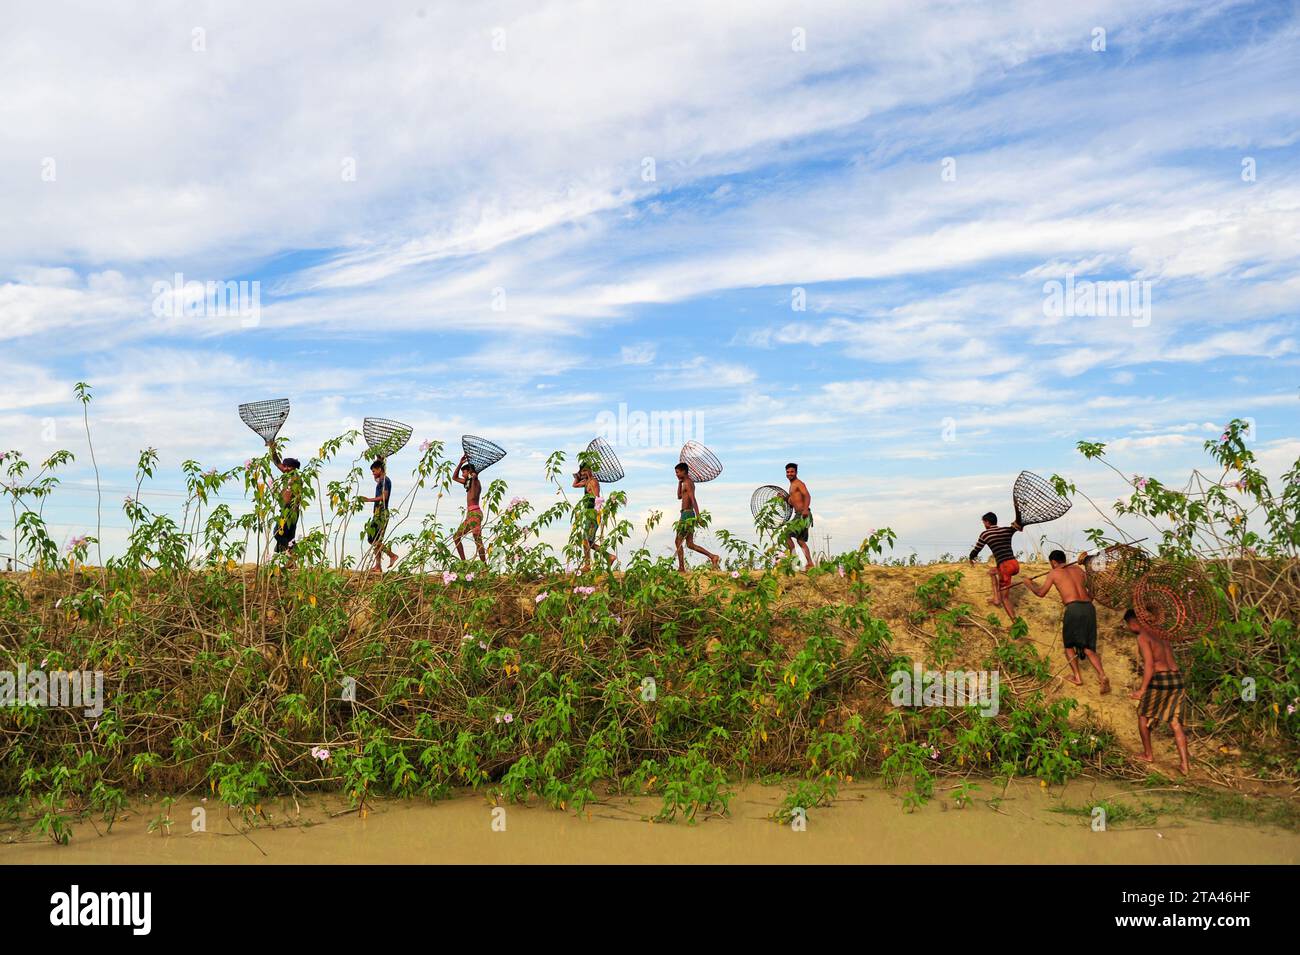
[583,437,624,483]
[679,440,723,483]
[363,417,413,460]
[1084,544,1151,609]
[1133,560,1219,643]
[239,398,290,442]
[750,485,792,526]
[462,435,506,473]
[1012,470,1072,526]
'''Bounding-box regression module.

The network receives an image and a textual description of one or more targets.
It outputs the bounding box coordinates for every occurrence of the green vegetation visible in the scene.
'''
[0,397,1295,844]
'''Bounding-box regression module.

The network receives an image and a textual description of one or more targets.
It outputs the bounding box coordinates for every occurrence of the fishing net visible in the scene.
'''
[679,440,723,483]
[363,417,413,460]
[238,398,290,442]
[462,435,506,473]
[750,485,793,526]
[1133,560,1219,643]
[1012,470,1072,526]
[1084,544,1152,609]
[582,437,625,483]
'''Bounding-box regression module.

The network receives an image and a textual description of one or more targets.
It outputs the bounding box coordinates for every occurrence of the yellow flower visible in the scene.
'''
[309,595,317,607]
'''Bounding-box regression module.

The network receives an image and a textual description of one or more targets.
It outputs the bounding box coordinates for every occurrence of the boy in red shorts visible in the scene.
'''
[968,511,1023,622]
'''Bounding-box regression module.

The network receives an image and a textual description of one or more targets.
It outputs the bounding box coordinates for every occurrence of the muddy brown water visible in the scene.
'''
[3,779,1296,864]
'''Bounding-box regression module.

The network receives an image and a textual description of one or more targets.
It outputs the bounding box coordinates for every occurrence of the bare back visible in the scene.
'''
[1139,631,1179,673]
[465,475,481,508]
[1052,563,1090,604]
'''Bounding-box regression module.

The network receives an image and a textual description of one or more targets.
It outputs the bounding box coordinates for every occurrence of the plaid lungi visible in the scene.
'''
[1137,670,1187,725]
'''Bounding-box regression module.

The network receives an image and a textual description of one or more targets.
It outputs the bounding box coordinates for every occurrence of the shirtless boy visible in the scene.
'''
[1126,608,1191,774]
[572,465,602,572]
[783,463,813,570]
[1024,549,1110,692]
[674,462,720,572]
[453,455,487,562]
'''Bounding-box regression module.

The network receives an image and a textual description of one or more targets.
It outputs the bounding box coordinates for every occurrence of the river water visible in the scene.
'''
[4,779,1296,864]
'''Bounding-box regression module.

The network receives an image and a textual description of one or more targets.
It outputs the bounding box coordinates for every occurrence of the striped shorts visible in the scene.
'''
[1137,670,1187,725]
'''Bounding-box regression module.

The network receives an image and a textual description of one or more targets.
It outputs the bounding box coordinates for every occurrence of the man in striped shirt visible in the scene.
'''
[969,511,1023,622]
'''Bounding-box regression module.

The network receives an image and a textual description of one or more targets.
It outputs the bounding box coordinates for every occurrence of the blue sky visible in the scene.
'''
[1,0,1297,563]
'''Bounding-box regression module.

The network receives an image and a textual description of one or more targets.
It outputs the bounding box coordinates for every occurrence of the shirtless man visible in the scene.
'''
[1024,549,1110,692]
[453,455,487,562]
[674,462,720,572]
[1125,608,1191,774]
[572,464,602,572]
[783,463,813,570]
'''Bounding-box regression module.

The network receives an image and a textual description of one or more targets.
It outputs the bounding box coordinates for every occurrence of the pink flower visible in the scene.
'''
[594,496,605,512]
[243,459,254,469]
[573,585,596,596]
[730,571,740,579]
[535,592,548,604]
[929,747,940,760]
[312,747,331,761]
[837,566,846,578]
[503,713,513,724]
[64,535,87,554]
[1288,703,1296,715]
[420,439,433,452]
[465,572,475,582]
[493,714,502,724]
[1134,476,1149,490]
[442,571,458,585]
[509,497,526,509]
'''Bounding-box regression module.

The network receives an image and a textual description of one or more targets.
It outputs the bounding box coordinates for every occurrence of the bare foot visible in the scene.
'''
[1178,761,1191,775]
[1067,674,1083,686]
[1136,753,1155,763]
[1099,678,1111,695]
[709,555,721,570]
